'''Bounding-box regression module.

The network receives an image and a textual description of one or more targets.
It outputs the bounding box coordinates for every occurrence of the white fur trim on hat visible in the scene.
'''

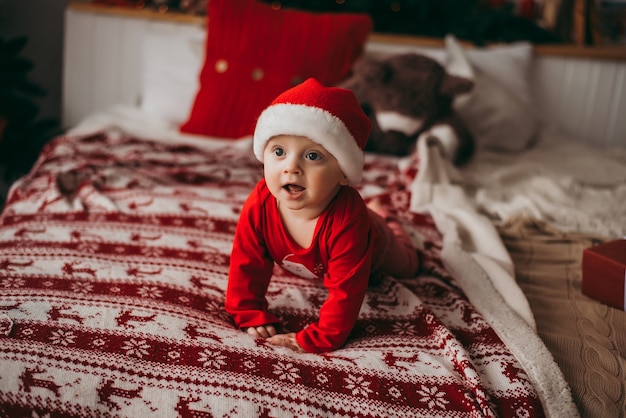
[253,103,365,185]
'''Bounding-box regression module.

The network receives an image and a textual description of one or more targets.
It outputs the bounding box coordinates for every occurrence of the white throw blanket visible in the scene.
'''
[458,127,626,238]
[408,136,578,418]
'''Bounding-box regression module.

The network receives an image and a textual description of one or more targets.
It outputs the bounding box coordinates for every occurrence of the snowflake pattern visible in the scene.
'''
[77,241,99,253]
[204,300,223,314]
[2,277,26,288]
[70,281,94,294]
[122,338,151,358]
[201,253,225,264]
[137,286,163,299]
[140,246,163,257]
[194,218,215,230]
[392,321,417,336]
[273,361,300,383]
[344,374,373,397]
[417,385,449,409]
[50,329,77,346]
[198,350,228,369]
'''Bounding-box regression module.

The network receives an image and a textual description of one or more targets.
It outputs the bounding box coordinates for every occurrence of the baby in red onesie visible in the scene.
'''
[225,78,421,353]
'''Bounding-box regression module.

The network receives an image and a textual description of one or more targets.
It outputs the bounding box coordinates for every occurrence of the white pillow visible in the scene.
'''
[140,23,205,126]
[465,42,534,106]
[445,35,539,152]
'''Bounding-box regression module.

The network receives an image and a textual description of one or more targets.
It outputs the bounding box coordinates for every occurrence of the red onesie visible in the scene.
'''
[225,179,386,353]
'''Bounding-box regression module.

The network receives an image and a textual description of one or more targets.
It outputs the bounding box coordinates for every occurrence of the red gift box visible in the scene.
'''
[582,239,626,310]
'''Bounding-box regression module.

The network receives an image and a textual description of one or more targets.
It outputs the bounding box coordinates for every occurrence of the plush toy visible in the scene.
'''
[339,52,475,166]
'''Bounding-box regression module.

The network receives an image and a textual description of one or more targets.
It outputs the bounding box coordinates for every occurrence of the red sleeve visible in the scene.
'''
[296,193,373,353]
[225,182,280,328]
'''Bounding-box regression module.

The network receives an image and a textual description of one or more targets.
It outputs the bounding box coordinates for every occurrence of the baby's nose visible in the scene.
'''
[283,156,302,174]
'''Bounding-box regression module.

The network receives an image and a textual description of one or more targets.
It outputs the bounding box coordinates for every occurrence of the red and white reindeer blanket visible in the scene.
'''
[0,114,576,417]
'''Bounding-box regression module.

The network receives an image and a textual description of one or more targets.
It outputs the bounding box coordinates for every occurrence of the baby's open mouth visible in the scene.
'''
[283,184,305,193]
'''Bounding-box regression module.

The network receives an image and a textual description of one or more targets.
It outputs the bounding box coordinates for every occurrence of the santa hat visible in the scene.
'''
[253,78,371,185]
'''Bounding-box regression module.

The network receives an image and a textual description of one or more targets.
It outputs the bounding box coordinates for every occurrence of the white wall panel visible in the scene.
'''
[93,15,118,114]
[62,8,95,128]
[63,9,148,128]
[606,64,626,148]
[586,61,619,146]
[118,17,145,109]
[531,56,626,148]
[580,62,604,141]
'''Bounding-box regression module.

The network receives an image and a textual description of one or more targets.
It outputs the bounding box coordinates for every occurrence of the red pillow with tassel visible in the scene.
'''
[179,0,372,139]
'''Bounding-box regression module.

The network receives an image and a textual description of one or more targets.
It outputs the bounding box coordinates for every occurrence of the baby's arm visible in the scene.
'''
[226,188,280,333]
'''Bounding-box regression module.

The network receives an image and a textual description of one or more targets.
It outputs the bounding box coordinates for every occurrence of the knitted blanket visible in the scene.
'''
[498,217,626,418]
[0,119,576,417]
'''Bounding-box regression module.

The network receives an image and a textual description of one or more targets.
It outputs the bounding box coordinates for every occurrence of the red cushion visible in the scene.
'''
[179,0,372,139]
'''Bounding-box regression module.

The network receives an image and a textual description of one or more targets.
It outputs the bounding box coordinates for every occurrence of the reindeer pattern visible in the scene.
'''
[0,132,540,417]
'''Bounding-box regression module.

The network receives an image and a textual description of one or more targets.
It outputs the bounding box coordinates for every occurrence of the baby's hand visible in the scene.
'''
[245,325,277,339]
[267,332,305,353]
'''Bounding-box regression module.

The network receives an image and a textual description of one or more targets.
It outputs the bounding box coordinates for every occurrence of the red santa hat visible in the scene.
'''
[253,78,371,186]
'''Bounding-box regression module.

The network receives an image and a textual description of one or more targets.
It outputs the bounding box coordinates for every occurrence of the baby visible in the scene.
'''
[225,78,421,353]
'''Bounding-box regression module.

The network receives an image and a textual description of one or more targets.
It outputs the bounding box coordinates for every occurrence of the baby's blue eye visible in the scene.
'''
[306,152,321,161]
[273,148,285,157]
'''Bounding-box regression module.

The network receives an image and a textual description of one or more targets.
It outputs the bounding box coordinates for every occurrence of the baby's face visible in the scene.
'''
[263,135,348,218]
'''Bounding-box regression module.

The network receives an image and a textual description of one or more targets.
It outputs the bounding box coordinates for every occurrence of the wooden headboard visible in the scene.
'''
[62,3,626,148]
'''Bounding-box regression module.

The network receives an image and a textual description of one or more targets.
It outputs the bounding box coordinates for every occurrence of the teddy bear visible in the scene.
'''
[339,52,475,166]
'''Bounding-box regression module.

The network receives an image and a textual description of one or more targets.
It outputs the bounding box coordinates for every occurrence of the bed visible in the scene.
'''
[1,1,625,417]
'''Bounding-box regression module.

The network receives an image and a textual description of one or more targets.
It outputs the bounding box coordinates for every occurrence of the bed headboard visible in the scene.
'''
[62,4,626,149]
